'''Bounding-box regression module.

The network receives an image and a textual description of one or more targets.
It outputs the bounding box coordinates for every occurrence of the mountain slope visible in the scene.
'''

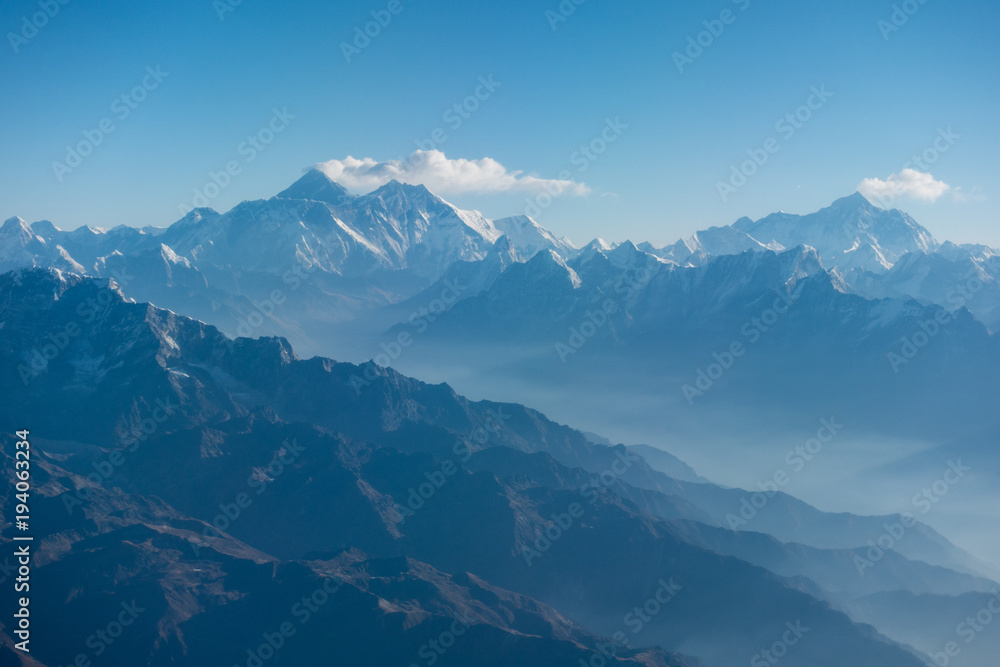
[732,192,938,273]
[0,269,939,667]
[0,445,698,667]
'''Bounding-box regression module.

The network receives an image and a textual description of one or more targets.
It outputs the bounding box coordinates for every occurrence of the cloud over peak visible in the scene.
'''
[316,150,589,197]
[858,169,952,204]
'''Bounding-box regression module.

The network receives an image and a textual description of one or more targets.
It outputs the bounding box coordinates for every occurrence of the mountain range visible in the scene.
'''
[2,168,999,666]
[3,269,996,667]
[2,170,998,359]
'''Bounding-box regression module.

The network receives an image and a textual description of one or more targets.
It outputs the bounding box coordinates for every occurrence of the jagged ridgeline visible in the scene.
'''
[1,171,999,667]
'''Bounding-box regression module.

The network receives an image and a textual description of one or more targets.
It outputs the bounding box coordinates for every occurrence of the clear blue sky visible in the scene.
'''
[1,0,998,247]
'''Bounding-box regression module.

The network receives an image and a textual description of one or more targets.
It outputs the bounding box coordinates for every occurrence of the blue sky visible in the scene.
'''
[1,0,998,247]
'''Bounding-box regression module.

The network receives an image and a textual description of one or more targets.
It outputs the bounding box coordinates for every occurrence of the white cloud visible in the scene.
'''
[858,169,952,204]
[315,150,589,197]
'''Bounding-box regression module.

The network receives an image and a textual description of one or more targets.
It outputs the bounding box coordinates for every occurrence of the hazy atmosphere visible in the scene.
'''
[2,2,998,667]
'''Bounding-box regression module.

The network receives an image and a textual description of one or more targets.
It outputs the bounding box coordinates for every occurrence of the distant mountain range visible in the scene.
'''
[3,170,997,478]
[2,169,997,337]
[2,168,999,666]
[3,269,994,667]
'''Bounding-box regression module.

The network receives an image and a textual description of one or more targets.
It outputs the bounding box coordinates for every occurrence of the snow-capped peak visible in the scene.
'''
[2,216,31,235]
[277,168,355,206]
[493,215,575,260]
[526,248,582,288]
[732,192,938,274]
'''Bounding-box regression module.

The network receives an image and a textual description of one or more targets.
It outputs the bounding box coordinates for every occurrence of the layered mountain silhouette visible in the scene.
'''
[0,268,994,666]
[2,169,999,666]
